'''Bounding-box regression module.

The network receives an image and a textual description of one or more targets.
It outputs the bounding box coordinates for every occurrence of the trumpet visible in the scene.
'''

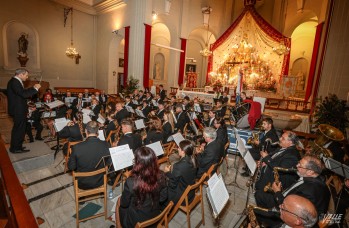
[264,167,297,193]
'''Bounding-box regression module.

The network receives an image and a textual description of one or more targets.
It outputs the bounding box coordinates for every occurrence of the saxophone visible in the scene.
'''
[264,167,297,193]
[240,205,280,228]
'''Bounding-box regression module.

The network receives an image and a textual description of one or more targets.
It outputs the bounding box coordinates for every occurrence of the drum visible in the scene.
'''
[231,103,250,128]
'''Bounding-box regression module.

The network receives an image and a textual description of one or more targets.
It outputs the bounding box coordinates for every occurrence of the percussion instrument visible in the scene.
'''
[231,103,250,128]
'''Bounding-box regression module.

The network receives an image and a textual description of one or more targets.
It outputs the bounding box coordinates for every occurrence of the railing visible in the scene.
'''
[0,138,38,227]
[264,97,311,113]
[0,92,8,116]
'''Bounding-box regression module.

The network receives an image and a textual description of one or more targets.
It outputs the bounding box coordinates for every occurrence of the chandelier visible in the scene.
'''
[200,46,212,57]
[200,6,213,57]
[64,8,79,58]
[272,40,290,55]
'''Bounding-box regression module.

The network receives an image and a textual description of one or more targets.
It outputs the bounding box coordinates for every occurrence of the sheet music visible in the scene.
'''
[132,100,139,105]
[119,93,124,99]
[109,145,134,171]
[145,141,164,157]
[152,99,158,106]
[323,157,348,178]
[135,109,145,118]
[168,132,185,146]
[206,173,229,218]
[41,111,56,118]
[194,104,201,113]
[64,97,76,104]
[125,106,135,113]
[135,119,146,130]
[45,100,64,109]
[98,129,105,141]
[97,114,105,124]
[236,136,256,175]
[82,108,93,115]
[54,118,70,132]
[35,102,43,108]
[82,113,92,124]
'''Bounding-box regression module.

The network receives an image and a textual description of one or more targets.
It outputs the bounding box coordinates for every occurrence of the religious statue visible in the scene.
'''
[18,34,28,56]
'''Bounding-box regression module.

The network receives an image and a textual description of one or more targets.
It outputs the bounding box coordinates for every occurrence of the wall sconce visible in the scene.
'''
[152,11,158,20]
[112,29,119,35]
[113,71,116,76]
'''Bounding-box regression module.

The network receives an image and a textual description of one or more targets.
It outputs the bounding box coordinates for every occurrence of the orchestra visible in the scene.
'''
[19,84,347,228]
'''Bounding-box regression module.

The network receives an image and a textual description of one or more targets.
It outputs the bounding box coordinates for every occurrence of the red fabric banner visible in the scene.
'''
[178,38,187,86]
[123,26,130,86]
[305,22,324,102]
[143,24,152,88]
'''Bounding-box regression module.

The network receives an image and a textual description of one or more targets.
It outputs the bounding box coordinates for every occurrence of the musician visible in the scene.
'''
[117,118,142,151]
[204,109,216,127]
[99,90,108,110]
[164,140,197,205]
[132,89,139,99]
[183,96,191,111]
[68,121,110,190]
[254,131,301,207]
[43,88,53,103]
[155,101,165,120]
[114,102,130,125]
[138,90,145,101]
[215,100,226,118]
[193,98,204,113]
[213,117,228,147]
[72,92,84,118]
[162,111,174,144]
[141,100,151,117]
[159,84,166,100]
[279,195,318,228]
[105,101,116,116]
[83,89,90,99]
[59,116,84,156]
[324,141,345,163]
[154,93,162,104]
[196,127,224,178]
[105,113,118,142]
[145,92,153,103]
[124,95,136,109]
[219,91,229,104]
[89,98,101,121]
[170,96,177,107]
[25,103,43,142]
[143,116,163,145]
[174,104,189,133]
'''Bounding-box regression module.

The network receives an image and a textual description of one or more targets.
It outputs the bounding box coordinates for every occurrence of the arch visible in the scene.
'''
[2,20,41,70]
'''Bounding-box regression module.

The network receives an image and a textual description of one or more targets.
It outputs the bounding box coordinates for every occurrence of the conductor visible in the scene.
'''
[7,69,41,153]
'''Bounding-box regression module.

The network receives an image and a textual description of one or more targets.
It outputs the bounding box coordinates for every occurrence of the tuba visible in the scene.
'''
[311,124,344,158]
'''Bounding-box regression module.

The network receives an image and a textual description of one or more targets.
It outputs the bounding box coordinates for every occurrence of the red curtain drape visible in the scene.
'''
[143,24,152,88]
[178,38,187,86]
[123,26,130,86]
[305,22,324,102]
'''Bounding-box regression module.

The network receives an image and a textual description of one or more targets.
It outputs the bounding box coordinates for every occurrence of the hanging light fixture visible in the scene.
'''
[272,40,290,55]
[200,6,213,57]
[64,8,79,58]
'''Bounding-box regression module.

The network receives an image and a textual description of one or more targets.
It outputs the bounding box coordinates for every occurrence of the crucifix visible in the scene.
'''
[75,54,81,64]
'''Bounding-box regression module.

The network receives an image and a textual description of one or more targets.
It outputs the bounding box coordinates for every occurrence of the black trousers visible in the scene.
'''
[25,122,43,141]
[10,113,26,151]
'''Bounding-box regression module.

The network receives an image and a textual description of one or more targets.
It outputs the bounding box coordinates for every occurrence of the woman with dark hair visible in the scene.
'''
[213,116,228,147]
[164,140,197,205]
[143,116,164,145]
[117,147,168,227]
[162,111,174,144]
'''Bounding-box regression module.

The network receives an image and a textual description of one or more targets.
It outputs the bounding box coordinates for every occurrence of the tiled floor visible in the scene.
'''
[15,148,253,228]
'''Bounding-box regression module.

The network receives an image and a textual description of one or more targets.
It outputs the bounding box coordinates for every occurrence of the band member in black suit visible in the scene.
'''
[155,101,165,120]
[141,100,151,117]
[154,94,162,104]
[215,100,226,118]
[254,131,301,208]
[25,103,44,142]
[143,116,163,145]
[7,69,41,153]
[68,121,110,190]
[164,140,197,205]
[213,117,228,147]
[162,111,174,144]
[72,92,84,118]
[116,147,168,228]
[138,90,145,102]
[204,109,216,127]
[219,91,229,104]
[170,96,177,108]
[117,118,142,151]
[145,92,153,103]
[325,141,345,163]
[175,104,189,133]
[89,98,101,121]
[241,117,280,177]
[182,96,191,111]
[83,89,90,99]
[124,95,136,109]
[196,127,224,178]
[159,84,166,100]
[97,90,108,110]
[59,117,84,156]
[104,113,118,141]
[114,102,130,125]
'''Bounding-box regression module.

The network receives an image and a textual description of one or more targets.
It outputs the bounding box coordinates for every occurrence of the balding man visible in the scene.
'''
[280,195,318,228]
[255,131,301,208]
[114,102,130,125]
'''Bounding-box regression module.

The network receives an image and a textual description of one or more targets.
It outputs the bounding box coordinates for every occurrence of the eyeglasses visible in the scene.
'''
[296,162,313,171]
[280,204,307,221]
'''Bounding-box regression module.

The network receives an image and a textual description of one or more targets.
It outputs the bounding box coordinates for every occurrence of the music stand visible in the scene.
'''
[323,157,349,179]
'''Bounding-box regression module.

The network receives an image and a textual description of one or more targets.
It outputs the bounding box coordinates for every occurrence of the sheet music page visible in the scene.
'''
[207,173,219,191]
[244,150,257,175]
[82,113,92,124]
[41,111,56,118]
[152,100,158,106]
[119,93,124,99]
[109,146,134,171]
[45,100,64,109]
[82,108,92,115]
[236,135,247,157]
[64,97,76,103]
[172,132,185,146]
[54,118,69,132]
[207,173,229,218]
[133,100,139,105]
[98,129,105,141]
[125,106,135,113]
[135,119,146,130]
[97,114,105,124]
[35,102,43,108]
[135,109,145,118]
[145,141,164,157]
[194,104,202,113]
[323,157,345,177]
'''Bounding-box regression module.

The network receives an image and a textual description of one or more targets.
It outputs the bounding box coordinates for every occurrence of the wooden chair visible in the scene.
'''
[65,141,83,173]
[158,156,169,166]
[168,173,207,228]
[203,163,217,186]
[105,126,120,145]
[73,167,107,227]
[135,201,174,228]
[163,142,176,157]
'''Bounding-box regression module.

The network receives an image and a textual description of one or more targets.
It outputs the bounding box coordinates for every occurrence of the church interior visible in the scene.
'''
[1,0,349,227]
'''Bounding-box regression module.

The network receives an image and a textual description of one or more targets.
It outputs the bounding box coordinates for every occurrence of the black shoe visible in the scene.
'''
[10,149,30,153]
[35,137,44,141]
[240,171,250,177]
